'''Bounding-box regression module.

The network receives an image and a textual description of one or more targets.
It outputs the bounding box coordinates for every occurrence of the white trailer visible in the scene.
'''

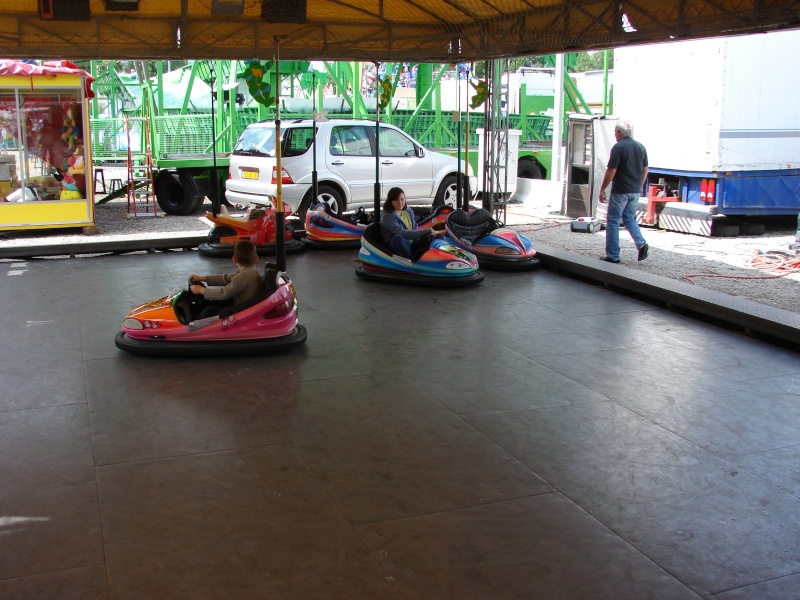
[613,30,800,230]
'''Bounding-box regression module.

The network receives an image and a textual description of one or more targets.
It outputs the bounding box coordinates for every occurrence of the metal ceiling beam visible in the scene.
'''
[0,0,796,61]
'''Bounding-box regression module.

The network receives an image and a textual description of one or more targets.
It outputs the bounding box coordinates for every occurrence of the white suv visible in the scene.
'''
[225,119,474,218]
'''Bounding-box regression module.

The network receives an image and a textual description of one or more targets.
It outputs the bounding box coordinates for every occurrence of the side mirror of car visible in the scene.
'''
[416,146,425,158]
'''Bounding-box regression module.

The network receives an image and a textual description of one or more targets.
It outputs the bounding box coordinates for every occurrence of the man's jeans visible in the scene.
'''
[605,192,646,261]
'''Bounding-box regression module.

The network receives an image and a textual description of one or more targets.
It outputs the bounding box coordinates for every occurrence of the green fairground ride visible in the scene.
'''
[87,57,600,215]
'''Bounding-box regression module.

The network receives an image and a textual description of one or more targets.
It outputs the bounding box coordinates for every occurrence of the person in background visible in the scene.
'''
[598,120,649,263]
[380,186,433,259]
[189,240,264,318]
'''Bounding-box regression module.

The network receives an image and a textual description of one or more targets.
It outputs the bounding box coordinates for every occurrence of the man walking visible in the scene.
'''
[598,120,649,263]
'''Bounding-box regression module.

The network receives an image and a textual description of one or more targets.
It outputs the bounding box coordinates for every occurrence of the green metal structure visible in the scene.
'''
[88,58,595,214]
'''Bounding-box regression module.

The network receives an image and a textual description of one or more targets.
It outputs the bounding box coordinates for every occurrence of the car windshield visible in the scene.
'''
[234,126,276,156]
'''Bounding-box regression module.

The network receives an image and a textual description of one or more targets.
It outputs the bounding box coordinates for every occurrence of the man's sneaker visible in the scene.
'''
[601,256,620,264]
[638,243,649,261]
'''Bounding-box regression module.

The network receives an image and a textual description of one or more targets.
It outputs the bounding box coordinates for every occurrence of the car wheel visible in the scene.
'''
[317,185,344,215]
[434,174,460,208]
[294,185,344,223]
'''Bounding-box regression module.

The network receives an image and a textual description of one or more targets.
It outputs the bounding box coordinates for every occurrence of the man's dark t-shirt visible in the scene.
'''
[607,136,648,195]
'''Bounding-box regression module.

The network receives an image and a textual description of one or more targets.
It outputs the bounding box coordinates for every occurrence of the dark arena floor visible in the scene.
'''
[1,246,800,599]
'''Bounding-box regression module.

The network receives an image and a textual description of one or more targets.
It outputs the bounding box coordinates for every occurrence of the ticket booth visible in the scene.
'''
[0,60,95,231]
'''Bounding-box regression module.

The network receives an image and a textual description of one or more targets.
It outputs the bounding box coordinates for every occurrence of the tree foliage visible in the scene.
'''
[570,50,613,72]
[509,55,549,72]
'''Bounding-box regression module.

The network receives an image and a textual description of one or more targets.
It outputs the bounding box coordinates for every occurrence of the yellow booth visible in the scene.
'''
[0,60,95,231]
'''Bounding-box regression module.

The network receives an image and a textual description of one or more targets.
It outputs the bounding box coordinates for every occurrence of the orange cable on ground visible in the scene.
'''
[681,251,800,284]
[747,252,800,273]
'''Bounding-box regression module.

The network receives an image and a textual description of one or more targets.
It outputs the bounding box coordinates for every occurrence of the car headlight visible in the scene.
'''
[495,247,521,255]
[445,262,471,270]
[123,318,144,330]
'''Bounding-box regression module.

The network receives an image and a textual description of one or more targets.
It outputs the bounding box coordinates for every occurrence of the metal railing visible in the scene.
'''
[91,111,552,164]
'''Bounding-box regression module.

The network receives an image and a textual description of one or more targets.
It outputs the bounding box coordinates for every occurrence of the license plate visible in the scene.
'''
[241,169,259,180]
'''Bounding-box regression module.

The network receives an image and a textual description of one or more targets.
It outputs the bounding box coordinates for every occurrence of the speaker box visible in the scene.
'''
[39,0,91,20]
[105,0,140,11]
[261,0,307,23]
[212,0,243,15]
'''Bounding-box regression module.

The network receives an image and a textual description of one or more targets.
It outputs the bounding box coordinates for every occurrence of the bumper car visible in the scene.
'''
[303,202,372,249]
[355,222,483,287]
[303,203,455,250]
[445,208,541,271]
[115,267,307,357]
[198,200,305,257]
[416,204,457,234]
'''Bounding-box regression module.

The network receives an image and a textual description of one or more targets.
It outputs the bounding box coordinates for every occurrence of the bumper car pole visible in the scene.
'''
[274,45,286,272]
[312,72,319,210]
[374,69,381,216]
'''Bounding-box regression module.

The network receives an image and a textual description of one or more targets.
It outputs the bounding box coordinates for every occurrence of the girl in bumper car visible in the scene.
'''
[380,187,440,258]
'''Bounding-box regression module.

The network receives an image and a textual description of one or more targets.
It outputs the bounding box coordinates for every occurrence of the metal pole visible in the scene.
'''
[209,63,220,216]
[456,65,462,211]
[311,72,318,207]
[374,64,381,215]
[552,54,565,185]
[602,50,610,116]
[465,63,472,209]
[274,43,286,272]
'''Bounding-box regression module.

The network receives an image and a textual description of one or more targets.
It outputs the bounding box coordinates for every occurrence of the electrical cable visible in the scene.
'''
[681,249,800,284]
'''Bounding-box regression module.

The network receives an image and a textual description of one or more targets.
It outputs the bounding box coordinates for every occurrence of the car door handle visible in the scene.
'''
[381,160,394,165]
[330,160,344,166]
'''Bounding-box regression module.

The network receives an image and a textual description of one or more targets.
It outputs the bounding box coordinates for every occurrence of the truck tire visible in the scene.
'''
[178,172,205,214]
[737,222,766,236]
[711,223,740,237]
[205,173,228,209]
[155,171,201,216]
[518,157,544,180]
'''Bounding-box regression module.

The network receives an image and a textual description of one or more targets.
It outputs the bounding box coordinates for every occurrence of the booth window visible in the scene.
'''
[0,89,86,203]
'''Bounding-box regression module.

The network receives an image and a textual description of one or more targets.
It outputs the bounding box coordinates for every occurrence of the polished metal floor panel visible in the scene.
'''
[1,249,799,599]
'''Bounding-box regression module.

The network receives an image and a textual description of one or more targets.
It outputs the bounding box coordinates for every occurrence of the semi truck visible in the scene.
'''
[613,30,800,235]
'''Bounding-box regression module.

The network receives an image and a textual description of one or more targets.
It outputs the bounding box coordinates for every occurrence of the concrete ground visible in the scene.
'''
[1,245,800,599]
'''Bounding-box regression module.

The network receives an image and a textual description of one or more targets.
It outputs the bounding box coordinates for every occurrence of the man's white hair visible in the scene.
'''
[615,120,633,137]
